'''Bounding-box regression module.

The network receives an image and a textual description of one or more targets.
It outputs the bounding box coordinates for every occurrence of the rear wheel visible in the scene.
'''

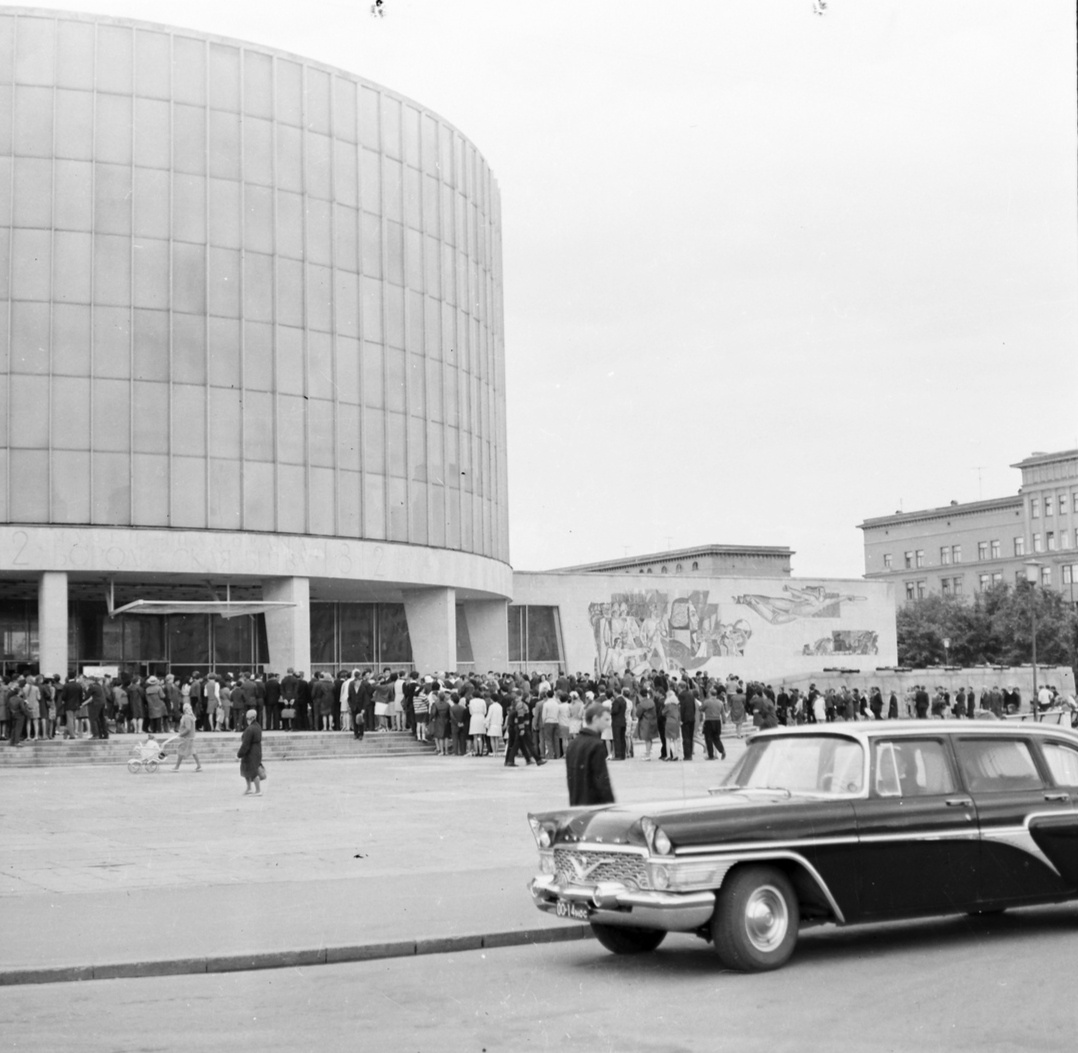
[590,922,666,955]
[144,759,159,774]
[712,865,799,972]
[126,759,142,774]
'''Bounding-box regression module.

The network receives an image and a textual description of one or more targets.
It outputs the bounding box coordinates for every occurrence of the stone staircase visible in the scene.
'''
[0,729,436,768]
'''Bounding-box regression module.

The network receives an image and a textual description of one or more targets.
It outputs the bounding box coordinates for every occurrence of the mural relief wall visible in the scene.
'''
[513,573,896,680]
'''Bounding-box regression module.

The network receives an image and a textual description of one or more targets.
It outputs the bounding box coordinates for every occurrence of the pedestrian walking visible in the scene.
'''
[564,702,615,806]
[237,708,263,796]
[170,701,203,772]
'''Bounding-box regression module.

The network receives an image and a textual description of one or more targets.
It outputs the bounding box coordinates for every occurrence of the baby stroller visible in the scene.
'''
[127,735,178,773]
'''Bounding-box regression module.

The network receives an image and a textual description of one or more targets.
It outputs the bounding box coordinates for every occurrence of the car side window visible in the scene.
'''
[1041,741,1078,787]
[874,739,955,797]
[955,738,1043,794]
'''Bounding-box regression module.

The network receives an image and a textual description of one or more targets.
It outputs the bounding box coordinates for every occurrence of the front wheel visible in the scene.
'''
[126,758,142,774]
[590,921,666,955]
[144,759,159,774]
[711,865,799,972]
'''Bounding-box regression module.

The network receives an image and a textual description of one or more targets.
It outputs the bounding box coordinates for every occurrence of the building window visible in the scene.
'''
[940,546,951,565]
[916,550,925,568]
[1045,495,1054,516]
[883,554,892,569]
[1041,566,1052,587]
[977,541,988,561]
[952,545,961,563]
[991,571,1003,585]
[916,580,927,599]
[1033,533,1043,553]
[1047,531,1057,551]
[691,561,699,571]
[978,573,991,591]
[661,566,668,574]
[953,577,963,596]
[1031,497,1041,518]
[1014,537,1026,556]
[1062,530,1071,549]
[905,582,916,601]
[675,564,683,573]
[1060,493,1068,515]
[1063,564,1074,585]
[904,551,914,569]
[507,605,564,664]
[1073,491,1078,514]
[646,568,652,574]
[990,539,1000,559]
[941,578,953,597]
[1016,570,1026,586]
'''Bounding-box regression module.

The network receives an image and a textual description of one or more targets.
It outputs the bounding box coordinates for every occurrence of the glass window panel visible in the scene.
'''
[95,162,132,234]
[309,401,334,467]
[307,131,332,199]
[172,36,206,105]
[209,387,241,459]
[360,276,382,341]
[278,395,306,465]
[123,611,166,660]
[51,449,91,523]
[385,349,405,413]
[445,425,459,486]
[208,317,241,388]
[92,378,130,451]
[335,266,359,338]
[243,389,274,460]
[385,219,404,286]
[276,123,302,191]
[57,20,94,89]
[404,229,424,293]
[334,141,358,207]
[276,59,303,126]
[93,93,132,164]
[8,450,47,520]
[96,24,133,94]
[10,373,49,444]
[243,321,273,391]
[133,309,169,381]
[409,482,428,544]
[243,459,274,530]
[54,159,92,230]
[364,408,385,474]
[10,229,50,303]
[53,303,90,375]
[14,16,53,85]
[526,607,561,663]
[171,313,206,384]
[92,451,131,524]
[308,329,333,400]
[340,604,375,663]
[337,335,360,404]
[171,385,206,455]
[208,43,241,111]
[169,613,210,664]
[339,470,361,537]
[173,175,206,242]
[444,368,458,426]
[361,342,384,408]
[208,246,240,318]
[407,414,425,482]
[172,241,206,313]
[427,422,445,486]
[75,601,123,663]
[14,86,52,157]
[208,177,241,248]
[276,189,303,258]
[243,115,273,186]
[277,463,306,532]
[131,380,168,454]
[424,297,442,359]
[403,166,421,231]
[276,324,304,395]
[276,257,303,327]
[91,306,129,379]
[387,412,406,477]
[403,291,423,355]
[135,29,171,99]
[243,50,273,117]
[307,198,332,264]
[364,471,386,539]
[243,250,273,322]
[359,87,380,149]
[52,230,91,305]
[310,604,337,665]
[133,167,170,238]
[209,110,240,179]
[383,158,402,222]
[133,236,169,309]
[337,416,360,471]
[378,603,412,664]
[243,184,273,253]
[360,148,381,213]
[212,609,250,664]
[333,77,357,143]
[360,212,382,277]
[380,95,401,158]
[55,89,93,160]
[385,284,404,350]
[173,104,206,175]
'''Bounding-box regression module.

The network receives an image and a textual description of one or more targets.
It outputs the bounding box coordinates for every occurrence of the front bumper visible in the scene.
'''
[529,875,716,932]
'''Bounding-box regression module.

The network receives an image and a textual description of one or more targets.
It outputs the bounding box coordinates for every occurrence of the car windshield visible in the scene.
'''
[722,735,865,796]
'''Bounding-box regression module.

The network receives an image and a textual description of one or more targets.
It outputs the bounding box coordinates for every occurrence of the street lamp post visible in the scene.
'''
[1023,560,1042,720]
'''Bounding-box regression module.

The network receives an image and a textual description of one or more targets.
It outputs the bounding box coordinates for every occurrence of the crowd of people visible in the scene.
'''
[3,665,1075,753]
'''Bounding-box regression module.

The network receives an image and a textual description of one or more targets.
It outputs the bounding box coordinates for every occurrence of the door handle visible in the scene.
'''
[1043,791,1070,802]
[944,797,973,808]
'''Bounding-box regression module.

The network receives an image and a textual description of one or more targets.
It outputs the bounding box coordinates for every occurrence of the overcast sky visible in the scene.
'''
[25,0,1078,578]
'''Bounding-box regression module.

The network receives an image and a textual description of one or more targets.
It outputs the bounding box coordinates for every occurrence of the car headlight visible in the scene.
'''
[651,864,670,890]
[642,817,673,856]
[539,853,556,875]
[528,816,554,849]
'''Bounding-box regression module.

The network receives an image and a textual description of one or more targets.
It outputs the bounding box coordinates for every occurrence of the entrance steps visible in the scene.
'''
[0,729,435,768]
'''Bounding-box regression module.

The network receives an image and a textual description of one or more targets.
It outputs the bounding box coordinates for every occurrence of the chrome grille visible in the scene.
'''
[553,848,648,889]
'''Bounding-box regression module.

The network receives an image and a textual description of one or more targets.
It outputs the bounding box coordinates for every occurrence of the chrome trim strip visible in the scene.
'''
[678,835,859,855]
[858,830,980,844]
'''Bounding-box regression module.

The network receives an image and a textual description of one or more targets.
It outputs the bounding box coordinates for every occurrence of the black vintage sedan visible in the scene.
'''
[527,721,1078,971]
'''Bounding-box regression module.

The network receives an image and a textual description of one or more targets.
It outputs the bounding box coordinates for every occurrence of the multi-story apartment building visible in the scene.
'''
[859,449,1078,604]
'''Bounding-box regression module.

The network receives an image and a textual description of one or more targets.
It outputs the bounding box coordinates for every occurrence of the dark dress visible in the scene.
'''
[237,722,263,780]
[428,697,451,739]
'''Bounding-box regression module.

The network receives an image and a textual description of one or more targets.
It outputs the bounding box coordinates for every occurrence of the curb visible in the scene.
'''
[0,925,593,987]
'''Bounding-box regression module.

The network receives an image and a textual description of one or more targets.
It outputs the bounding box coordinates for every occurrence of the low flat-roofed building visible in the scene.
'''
[552,544,794,578]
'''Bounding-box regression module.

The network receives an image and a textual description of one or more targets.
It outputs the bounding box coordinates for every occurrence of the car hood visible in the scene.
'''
[533,790,856,850]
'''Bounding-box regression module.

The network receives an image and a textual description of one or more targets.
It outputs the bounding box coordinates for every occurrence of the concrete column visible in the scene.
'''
[462,599,508,673]
[262,577,311,676]
[38,571,69,677]
[402,587,456,674]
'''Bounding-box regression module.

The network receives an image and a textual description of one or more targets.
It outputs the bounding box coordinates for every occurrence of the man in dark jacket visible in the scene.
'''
[565,702,615,806]
[678,680,697,761]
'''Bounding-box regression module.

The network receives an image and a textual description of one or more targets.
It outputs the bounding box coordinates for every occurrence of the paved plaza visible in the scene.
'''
[0,737,747,983]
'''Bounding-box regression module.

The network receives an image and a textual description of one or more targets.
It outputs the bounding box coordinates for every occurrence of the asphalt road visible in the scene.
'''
[3,904,1076,1053]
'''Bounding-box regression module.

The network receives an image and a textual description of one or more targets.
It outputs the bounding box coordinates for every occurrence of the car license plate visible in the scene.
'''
[555,898,591,920]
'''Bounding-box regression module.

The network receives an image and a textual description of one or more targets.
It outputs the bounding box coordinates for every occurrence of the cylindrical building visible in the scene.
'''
[0,7,511,679]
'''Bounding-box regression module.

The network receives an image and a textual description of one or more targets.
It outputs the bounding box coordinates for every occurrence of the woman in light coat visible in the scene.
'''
[170,701,202,772]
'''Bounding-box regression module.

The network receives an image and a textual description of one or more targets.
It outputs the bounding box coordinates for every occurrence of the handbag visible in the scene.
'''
[257,764,267,780]
[280,708,296,719]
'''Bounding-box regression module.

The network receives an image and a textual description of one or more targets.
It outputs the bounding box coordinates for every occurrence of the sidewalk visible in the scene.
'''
[0,737,746,984]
